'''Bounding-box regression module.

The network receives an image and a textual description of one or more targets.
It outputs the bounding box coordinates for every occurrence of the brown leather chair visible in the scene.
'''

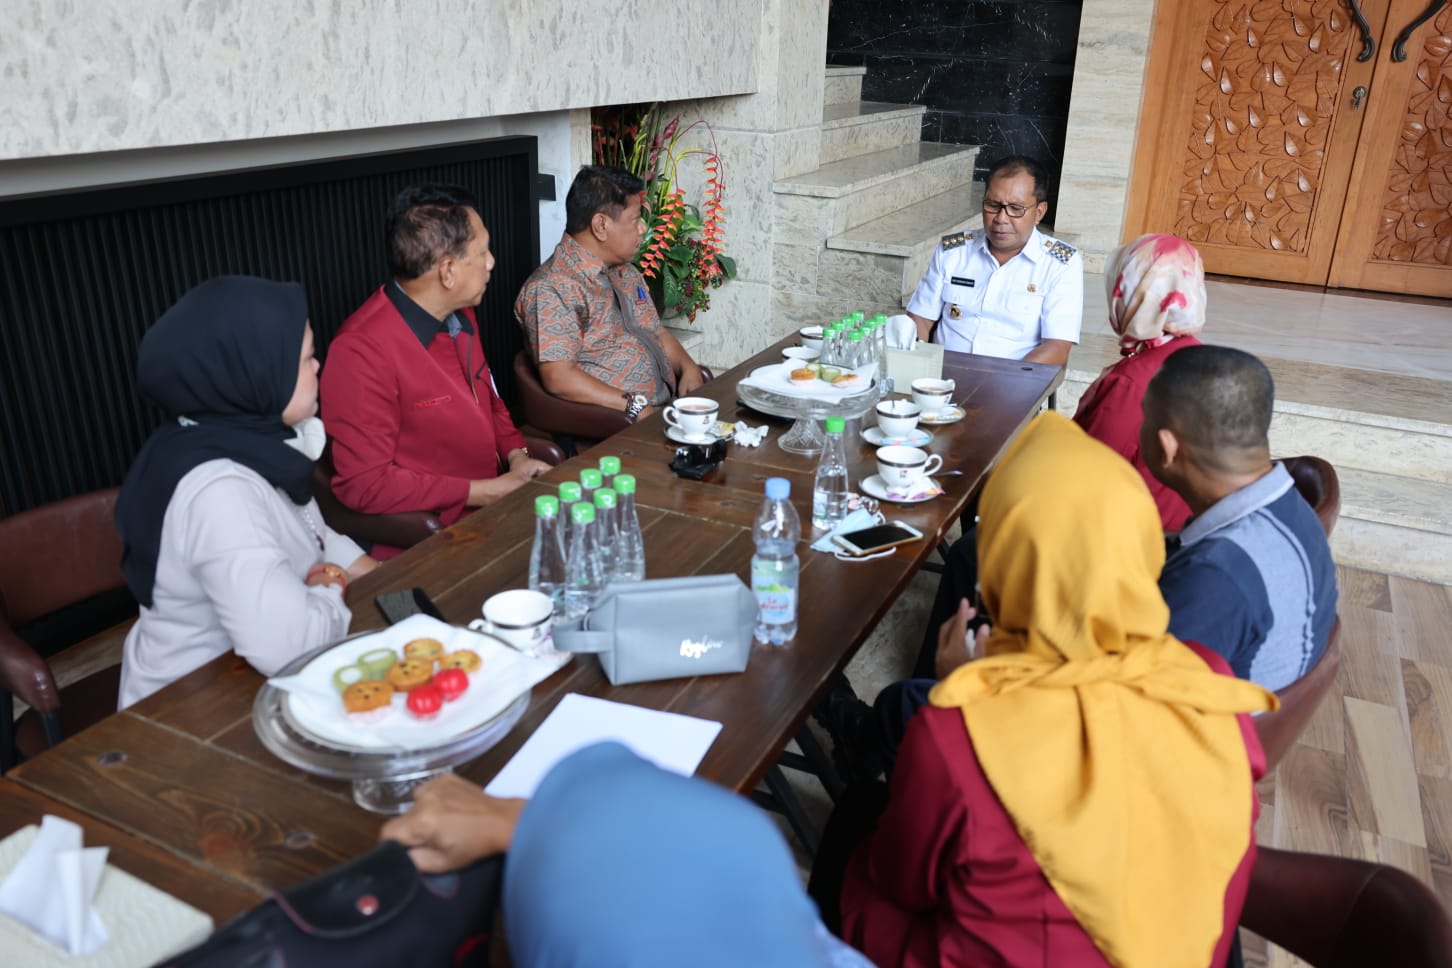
[1282,455,1341,536]
[514,351,714,456]
[0,489,132,772]
[1242,846,1452,967]
[312,437,566,551]
[1253,616,1342,770]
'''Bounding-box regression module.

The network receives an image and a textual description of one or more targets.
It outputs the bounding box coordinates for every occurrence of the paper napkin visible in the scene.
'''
[885,314,918,350]
[0,815,109,955]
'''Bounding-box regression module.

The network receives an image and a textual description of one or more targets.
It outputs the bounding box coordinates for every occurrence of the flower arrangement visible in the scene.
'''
[592,103,737,321]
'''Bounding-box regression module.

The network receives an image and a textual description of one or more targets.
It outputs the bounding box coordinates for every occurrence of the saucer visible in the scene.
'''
[917,404,966,426]
[860,474,941,504]
[863,425,932,447]
[666,424,724,444]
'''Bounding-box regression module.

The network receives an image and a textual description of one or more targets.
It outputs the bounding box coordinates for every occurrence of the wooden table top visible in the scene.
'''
[5,337,1060,919]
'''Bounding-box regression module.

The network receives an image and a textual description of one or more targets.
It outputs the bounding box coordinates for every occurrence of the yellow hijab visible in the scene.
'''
[929,413,1276,968]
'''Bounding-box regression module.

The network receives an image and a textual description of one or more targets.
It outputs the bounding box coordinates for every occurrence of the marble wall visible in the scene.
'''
[1055,0,1157,271]
[3,0,760,160]
[825,0,1083,212]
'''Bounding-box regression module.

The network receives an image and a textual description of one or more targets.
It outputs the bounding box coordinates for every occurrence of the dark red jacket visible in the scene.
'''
[841,642,1262,967]
[320,287,525,559]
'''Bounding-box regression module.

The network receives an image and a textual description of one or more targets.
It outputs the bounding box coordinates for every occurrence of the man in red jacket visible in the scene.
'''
[321,184,551,560]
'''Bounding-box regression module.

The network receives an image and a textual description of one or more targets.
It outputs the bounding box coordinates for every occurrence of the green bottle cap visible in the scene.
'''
[559,481,583,503]
[594,487,618,509]
[534,495,560,517]
[847,330,864,342]
[580,468,604,488]
[570,502,596,524]
[824,416,845,433]
[851,311,866,323]
[614,474,637,494]
[599,455,621,475]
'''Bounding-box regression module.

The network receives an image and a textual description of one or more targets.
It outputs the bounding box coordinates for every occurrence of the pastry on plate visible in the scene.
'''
[402,638,445,663]
[439,649,482,672]
[789,367,817,386]
[342,680,394,713]
[386,658,435,692]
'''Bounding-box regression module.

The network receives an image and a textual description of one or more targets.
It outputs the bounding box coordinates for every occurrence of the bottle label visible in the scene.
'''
[752,561,796,625]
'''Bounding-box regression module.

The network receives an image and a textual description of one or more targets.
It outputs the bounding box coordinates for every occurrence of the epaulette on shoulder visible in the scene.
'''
[1043,237,1077,264]
[941,231,970,250]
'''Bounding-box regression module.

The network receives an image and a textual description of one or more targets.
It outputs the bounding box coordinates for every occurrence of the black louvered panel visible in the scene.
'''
[0,138,541,516]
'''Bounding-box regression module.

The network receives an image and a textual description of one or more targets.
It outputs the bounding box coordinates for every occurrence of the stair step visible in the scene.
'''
[1336,466,1452,537]
[773,143,978,238]
[820,101,926,163]
[824,64,867,106]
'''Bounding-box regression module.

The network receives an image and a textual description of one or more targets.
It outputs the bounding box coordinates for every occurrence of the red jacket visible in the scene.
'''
[841,642,1262,967]
[1073,336,1199,532]
[320,286,526,558]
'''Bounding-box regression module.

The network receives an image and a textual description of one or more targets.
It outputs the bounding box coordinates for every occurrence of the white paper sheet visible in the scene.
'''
[484,693,722,798]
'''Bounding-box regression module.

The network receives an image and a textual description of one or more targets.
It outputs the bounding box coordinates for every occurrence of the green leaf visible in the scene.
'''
[716,254,737,279]
[663,273,683,316]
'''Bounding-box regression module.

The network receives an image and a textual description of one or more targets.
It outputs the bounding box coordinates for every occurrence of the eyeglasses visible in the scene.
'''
[982,199,1031,218]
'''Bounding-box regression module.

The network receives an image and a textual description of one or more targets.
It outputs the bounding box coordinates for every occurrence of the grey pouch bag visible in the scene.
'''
[551,574,756,685]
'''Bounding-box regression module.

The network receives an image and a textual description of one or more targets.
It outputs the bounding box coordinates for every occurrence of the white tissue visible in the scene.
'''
[0,815,109,955]
[730,421,769,447]
[885,314,919,351]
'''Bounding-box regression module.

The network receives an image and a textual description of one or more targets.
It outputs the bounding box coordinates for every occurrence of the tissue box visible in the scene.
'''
[884,341,945,388]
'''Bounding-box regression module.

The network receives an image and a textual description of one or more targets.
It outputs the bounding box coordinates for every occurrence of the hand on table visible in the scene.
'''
[676,364,707,396]
[934,598,991,680]
[379,774,526,873]
[507,451,552,480]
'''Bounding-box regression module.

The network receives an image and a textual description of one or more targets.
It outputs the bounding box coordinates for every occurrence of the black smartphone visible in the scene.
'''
[375,587,444,626]
[831,522,925,556]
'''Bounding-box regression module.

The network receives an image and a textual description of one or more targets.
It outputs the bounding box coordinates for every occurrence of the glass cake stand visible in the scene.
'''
[737,377,885,455]
[252,634,530,814]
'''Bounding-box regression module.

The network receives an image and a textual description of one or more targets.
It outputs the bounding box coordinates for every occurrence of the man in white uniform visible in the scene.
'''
[905,156,1083,366]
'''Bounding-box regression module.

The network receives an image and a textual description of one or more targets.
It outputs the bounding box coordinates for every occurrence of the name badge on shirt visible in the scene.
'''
[950,276,975,287]
[637,285,648,302]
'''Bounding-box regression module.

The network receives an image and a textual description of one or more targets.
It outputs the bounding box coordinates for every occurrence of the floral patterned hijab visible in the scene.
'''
[1105,234,1206,355]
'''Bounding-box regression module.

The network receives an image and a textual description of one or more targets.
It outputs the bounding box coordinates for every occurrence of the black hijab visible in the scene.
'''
[116,276,315,607]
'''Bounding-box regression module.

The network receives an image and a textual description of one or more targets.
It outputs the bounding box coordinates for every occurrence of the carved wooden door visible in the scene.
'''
[1126,0,1452,297]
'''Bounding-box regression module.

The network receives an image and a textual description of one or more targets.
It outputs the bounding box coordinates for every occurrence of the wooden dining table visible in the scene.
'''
[3,336,1060,922]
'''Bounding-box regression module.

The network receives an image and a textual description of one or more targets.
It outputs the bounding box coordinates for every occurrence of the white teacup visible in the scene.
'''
[875,399,922,440]
[663,397,719,440]
[798,326,824,353]
[911,378,956,414]
[469,589,554,655]
[876,445,944,489]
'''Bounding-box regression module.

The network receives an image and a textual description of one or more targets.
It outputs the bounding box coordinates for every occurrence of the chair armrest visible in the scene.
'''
[311,463,443,551]
[522,435,566,467]
[0,620,60,714]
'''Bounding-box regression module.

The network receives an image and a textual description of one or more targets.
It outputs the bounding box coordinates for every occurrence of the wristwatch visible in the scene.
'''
[623,392,650,423]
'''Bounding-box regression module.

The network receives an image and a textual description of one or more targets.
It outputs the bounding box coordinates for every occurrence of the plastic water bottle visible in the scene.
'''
[612,473,646,581]
[812,416,850,532]
[593,487,619,580]
[846,329,866,368]
[598,455,621,490]
[559,481,583,552]
[528,495,568,621]
[752,477,801,645]
[580,467,603,502]
[564,502,606,620]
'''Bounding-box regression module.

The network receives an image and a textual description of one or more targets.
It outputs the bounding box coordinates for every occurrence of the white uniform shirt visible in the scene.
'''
[906,227,1084,359]
[119,459,363,709]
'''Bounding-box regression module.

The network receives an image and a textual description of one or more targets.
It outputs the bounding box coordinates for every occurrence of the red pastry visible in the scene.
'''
[405,683,444,720]
[434,668,469,702]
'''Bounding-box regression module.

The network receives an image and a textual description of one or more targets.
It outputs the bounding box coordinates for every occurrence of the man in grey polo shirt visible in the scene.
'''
[1142,345,1338,689]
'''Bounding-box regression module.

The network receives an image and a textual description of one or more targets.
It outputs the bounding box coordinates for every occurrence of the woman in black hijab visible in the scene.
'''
[116,276,375,707]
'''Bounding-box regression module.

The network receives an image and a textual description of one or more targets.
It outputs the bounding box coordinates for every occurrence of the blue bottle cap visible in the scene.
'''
[765,477,790,500]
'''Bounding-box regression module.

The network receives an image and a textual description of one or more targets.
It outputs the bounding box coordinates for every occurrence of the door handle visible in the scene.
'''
[1392,0,1447,62]
[1346,0,1377,61]
[1351,85,1367,108]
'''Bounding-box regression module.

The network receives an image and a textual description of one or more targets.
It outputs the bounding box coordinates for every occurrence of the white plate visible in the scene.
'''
[781,346,820,362]
[665,424,726,444]
[740,361,875,399]
[862,425,932,447]
[918,404,966,425]
[860,474,942,504]
[271,615,567,752]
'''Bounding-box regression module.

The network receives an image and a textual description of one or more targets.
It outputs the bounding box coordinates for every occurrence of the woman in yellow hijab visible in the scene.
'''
[837,412,1275,967]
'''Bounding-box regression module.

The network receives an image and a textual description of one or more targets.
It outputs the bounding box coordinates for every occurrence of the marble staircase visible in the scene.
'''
[769,66,983,323]
[1056,330,1452,585]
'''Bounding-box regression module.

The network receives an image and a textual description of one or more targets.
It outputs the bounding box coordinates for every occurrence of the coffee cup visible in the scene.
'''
[875,445,944,489]
[911,378,956,414]
[874,399,921,440]
[469,589,554,655]
[798,326,824,352]
[663,397,719,440]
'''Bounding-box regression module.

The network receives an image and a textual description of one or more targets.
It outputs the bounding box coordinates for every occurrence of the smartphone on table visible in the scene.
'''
[831,521,925,557]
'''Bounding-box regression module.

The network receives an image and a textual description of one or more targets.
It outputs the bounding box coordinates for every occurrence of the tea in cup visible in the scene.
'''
[875,445,944,489]
[875,399,922,440]
[798,326,824,353]
[469,589,554,655]
[663,397,720,440]
[911,378,956,414]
